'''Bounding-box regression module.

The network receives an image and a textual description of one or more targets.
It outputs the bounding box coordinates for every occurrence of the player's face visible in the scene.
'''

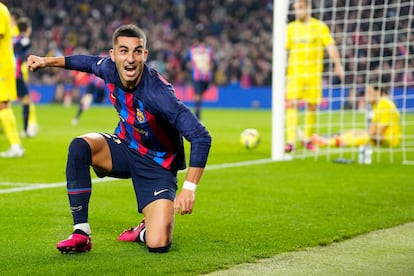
[293,1,310,22]
[110,36,148,89]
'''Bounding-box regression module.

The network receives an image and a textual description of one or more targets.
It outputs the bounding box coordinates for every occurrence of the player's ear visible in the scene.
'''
[143,49,149,62]
[109,49,115,61]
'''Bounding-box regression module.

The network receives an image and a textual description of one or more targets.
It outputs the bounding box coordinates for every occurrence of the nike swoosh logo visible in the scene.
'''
[154,189,169,196]
[70,205,83,212]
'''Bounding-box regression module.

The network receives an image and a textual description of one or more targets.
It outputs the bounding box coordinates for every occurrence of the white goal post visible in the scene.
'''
[271,0,289,161]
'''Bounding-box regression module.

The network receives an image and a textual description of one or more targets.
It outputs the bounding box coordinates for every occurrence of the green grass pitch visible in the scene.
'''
[0,105,413,275]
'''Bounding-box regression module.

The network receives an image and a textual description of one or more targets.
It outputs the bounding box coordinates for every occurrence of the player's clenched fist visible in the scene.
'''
[27,55,46,72]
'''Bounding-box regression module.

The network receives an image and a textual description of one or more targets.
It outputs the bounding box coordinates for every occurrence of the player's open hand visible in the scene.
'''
[27,55,45,72]
[174,189,195,215]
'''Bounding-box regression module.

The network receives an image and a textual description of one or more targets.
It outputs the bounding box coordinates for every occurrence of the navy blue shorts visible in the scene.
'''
[16,78,29,98]
[193,80,210,95]
[94,133,177,213]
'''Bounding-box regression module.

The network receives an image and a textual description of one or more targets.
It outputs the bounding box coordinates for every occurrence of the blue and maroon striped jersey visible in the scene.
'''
[65,55,211,171]
[186,43,214,82]
[13,34,31,80]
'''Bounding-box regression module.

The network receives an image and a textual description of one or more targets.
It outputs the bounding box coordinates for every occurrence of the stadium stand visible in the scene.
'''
[3,0,413,90]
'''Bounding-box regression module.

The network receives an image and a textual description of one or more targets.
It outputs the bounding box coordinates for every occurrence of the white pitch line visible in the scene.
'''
[204,158,274,170]
[0,158,275,194]
[0,182,28,187]
[0,178,117,194]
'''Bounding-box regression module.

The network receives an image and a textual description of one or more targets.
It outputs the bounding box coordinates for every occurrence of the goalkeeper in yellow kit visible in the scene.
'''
[285,0,344,153]
[312,83,401,148]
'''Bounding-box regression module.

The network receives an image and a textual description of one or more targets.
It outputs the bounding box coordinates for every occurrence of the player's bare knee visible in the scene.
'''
[145,231,172,253]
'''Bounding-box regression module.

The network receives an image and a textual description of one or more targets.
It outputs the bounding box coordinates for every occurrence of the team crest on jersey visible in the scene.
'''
[136,108,145,122]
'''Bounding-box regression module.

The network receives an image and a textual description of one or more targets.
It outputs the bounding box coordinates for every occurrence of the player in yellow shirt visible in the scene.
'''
[0,2,24,157]
[312,83,401,148]
[285,0,344,153]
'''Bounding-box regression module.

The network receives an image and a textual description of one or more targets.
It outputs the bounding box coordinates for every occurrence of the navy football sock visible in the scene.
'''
[194,100,201,119]
[66,138,92,224]
[22,104,29,131]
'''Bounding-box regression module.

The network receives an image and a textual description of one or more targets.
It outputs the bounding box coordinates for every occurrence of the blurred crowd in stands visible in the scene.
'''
[5,0,273,89]
[4,0,414,94]
[313,0,414,91]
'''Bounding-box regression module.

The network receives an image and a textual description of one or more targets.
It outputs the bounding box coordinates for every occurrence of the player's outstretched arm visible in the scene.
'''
[27,55,65,72]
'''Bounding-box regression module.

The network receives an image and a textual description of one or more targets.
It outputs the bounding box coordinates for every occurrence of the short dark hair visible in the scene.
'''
[112,24,147,48]
[369,76,389,95]
[369,80,389,96]
[17,17,31,33]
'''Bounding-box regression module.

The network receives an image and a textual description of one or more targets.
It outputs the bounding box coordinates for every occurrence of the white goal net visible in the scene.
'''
[273,0,414,164]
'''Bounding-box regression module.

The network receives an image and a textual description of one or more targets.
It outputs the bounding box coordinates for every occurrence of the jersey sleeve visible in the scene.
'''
[319,21,335,47]
[64,55,103,74]
[178,107,211,168]
[150,80,211,168]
